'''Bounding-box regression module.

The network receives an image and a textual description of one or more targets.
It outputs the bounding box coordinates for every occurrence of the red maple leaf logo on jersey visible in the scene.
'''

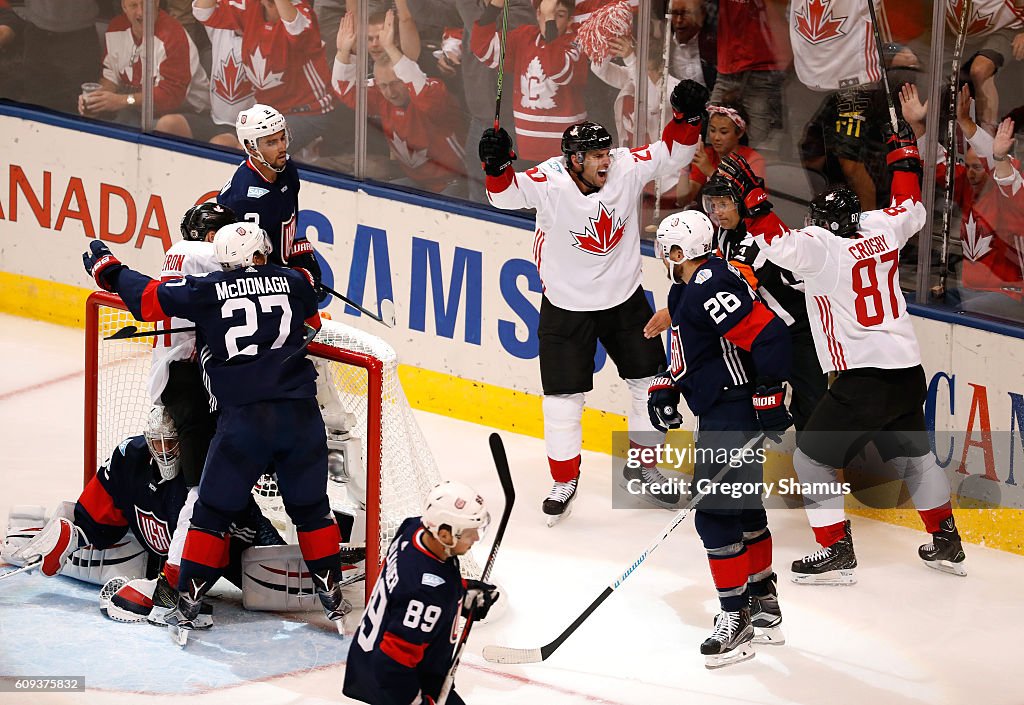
[795,0,847,44]
[213,52,254,105]
[945,0,993,36]
[570,203,627,256]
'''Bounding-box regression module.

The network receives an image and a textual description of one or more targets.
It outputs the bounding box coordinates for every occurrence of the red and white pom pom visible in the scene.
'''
[575,0,633,63]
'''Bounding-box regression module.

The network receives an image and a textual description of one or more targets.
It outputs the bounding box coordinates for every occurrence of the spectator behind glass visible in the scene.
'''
[956,0,1024,135]
[678,103,764,208]
[709,0,791,150]
[18,0,101,114]
[155,25,255,148]
[193,0,335,153]
[79,0,210,125]
[471,0,588,165]
[0,1,25,102]
[314,0,421,66]
[333,11,466,195]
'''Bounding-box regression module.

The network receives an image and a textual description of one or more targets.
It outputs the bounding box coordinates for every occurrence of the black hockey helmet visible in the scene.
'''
[808,186,861,238]
[180,202,237,242]
[561,121,612,165]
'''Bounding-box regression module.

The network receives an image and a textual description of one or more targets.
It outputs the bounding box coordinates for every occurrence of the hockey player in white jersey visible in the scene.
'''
[718,121,968,584]
[478,79,708,524]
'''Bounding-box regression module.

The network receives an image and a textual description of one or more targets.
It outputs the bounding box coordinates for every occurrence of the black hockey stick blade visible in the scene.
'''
[483,433,767,665]
[105,325,196,340]
[318,282,396,328]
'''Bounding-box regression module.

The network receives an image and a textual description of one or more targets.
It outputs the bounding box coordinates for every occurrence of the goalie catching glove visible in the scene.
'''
[12,516,84,576]
[752,381,793,443]
[648,374,683,433]
[82,240,126,292]
[462,578,500,621]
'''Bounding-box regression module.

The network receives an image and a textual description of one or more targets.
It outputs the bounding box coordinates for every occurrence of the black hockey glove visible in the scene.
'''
[82,239,126,292]
[289,245,328,302]
[718,153,773,218]
[882,119,922,173]
[478,127,516,177]
[648,374,683,433]
[669,79,709,127]
[752,382,793,443]
[462,579,500,621]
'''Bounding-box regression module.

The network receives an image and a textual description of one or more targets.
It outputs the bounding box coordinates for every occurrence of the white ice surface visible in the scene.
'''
[0,313,1019,705]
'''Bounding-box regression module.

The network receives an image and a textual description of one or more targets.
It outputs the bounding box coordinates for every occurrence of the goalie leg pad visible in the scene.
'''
[241,544,324,612]
[60,533,148,585]
[102,576,157,623]
[1,505,48,565]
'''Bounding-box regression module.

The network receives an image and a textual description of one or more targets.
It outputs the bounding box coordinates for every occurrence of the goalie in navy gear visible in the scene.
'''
[651,210,792,668]
[344,481,498,705]
[83,221,348,644]
[218,104,324,294]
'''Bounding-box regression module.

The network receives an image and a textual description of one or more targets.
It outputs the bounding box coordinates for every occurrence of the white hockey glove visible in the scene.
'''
[462,579,500,621]
[12,516,84,576]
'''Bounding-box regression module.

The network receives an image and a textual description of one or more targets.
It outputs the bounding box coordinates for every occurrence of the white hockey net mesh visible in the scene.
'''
[84,292,477,593]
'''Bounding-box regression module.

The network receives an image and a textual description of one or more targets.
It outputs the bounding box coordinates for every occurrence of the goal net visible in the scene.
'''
[84,291,474,597]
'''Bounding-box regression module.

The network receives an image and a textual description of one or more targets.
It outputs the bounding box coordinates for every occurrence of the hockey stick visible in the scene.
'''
[865,0,898,132]
[493,0,511,130]
[939,0,973,296]
[647,13,674,234]
[437,432,516,705]
[105,325,196,340]
[483,432,766,665]
[317,282,396,329]
[0,556,41,581]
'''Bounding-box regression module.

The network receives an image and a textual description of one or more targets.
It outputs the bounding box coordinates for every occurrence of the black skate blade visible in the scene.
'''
[704,643,755,669]
[790,569,856,586]
[924,557,967,577]
[752,625,786,646]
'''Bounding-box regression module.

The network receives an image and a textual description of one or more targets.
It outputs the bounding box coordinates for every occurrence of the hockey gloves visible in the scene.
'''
[463,579,500,621]
[669,79,709,127]
[882,119,922,173]
[479,127,516,177]
[648,374,683,433]
[718,153,772,219]
[752,382,793,443]
[83,239,126,292]
[12,516,84,577]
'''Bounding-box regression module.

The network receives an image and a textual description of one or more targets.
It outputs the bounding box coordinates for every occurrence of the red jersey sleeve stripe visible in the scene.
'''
[485,168,515,194]
[722,301,775,351]
[890,170,922,205]
[78,475,128,528]
[380,631,428,668]
[140,280,167,321]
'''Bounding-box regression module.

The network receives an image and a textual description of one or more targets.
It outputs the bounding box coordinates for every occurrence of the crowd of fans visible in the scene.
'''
[1,0,1023,321]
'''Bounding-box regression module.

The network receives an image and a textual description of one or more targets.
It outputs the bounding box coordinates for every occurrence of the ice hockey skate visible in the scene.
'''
[701,608,755,668]
[542,474,579,527]
[791,520,857,585]
[164,594,205,647]
[919,518,967,576]
[315,571,352,635]
[749,577,785,645]
[620,463,681,510]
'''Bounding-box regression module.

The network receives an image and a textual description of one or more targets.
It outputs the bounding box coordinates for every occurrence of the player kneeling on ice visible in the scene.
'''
[720,119,968,583]
[344,481,499,705]
[2,407,303,628]
[82,221,351,646]
[651,210,793,667]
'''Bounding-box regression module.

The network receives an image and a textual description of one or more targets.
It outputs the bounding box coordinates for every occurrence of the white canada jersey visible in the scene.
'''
[750,199,925,373]
[486,133,698,311]
[951,0,1024,36]
[147,240,220,402]
[790,0,883,91]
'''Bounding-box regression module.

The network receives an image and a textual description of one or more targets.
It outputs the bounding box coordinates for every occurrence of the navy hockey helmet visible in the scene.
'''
[561,121,613,165]
[179,202,237,242]
[809,186,861,238]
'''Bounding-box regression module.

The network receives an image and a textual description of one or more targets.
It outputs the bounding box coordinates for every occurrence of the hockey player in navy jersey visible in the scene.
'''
[648,210,793,668]
[720,121,968,583]
[344,481,499,705]
[82,221,347,645]
[218,104,323,291]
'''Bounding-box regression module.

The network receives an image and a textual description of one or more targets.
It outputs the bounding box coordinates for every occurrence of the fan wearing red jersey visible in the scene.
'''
[722,122,968,584]
[471,0,589,163]
[478,80,707,524]
[333,11,467,195]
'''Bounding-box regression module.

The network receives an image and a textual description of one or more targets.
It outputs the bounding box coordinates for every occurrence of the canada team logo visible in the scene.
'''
[134,508,171,555]
[571,203,627,256]
[795,0,847,44]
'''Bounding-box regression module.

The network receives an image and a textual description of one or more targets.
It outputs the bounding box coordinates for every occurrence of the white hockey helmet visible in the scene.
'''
[214,222,272,270]
[235,104,290,172]
[657,210,715,267]
[422,481,490,550]
[144,406,180,481]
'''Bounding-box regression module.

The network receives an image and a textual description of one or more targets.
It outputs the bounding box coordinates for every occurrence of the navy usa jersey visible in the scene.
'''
[115,264,320,408]
[344,517,467,705]
[75,436,188,557]
[667,256,791,416]
[218,158,305,266]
